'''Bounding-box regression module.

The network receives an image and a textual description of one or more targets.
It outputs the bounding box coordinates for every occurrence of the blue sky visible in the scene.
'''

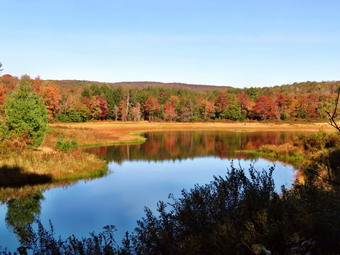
[1,0,340,87]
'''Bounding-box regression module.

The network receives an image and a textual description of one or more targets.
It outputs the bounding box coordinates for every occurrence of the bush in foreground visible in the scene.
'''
[1,165,339,254]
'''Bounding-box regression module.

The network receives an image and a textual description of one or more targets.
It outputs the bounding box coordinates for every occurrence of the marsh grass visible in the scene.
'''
[257,143,305,164]
[248,131,340,186]
[0,146,107,189]
[48,121,333,147]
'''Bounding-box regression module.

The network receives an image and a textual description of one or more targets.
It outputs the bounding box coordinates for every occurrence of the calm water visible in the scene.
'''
[0,131,303,251]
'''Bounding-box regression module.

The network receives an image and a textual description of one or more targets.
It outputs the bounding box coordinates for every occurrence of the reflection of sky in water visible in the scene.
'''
[1,157,295,251]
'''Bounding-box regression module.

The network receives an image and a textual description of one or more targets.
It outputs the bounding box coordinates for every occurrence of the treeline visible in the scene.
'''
[1,74,339,122]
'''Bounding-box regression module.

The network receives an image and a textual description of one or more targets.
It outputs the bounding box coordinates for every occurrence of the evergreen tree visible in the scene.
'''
[5,77,48,147]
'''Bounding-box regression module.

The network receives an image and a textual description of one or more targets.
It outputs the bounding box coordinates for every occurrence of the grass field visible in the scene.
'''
[47,121,333,147]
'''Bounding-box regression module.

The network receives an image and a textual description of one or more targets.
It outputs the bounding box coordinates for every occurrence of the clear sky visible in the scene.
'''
[1,0,340,87]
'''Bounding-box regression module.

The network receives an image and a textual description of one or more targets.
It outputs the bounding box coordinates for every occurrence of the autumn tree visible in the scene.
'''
[178,106,191,121]
[203,100,215,119]
[144,97,160,120]
[96,96,110,120]
[164,100,177,121]
[237,93,253,119]
[0,83,5,107]
[215,92,230,118]
[39,82,62,120]
[1,74,18,93]
[253,95,279,120]
[119,99,128,121]
[130,103,142,121]
[276,93,291,120]
[294,94,320,119]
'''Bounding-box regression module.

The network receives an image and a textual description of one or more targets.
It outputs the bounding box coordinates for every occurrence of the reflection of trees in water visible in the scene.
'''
[5,192,44,244]
[86,131,303,163]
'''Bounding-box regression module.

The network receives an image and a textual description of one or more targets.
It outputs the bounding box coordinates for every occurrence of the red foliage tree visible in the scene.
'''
[253,95,279,120]
[164,100,177,121]
[0,83,6,106]
[96,96,110,120]
[237,93,253,117]
[204,100,216,119]
[215,93,230,117]
[306,94,320,118]
[276,93,291,119]
[1,74,18,93]
[144,97,160,120]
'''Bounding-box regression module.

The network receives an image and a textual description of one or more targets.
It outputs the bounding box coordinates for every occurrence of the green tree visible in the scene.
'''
[5,77,48,147]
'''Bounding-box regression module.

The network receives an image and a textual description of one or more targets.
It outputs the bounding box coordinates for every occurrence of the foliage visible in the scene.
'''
[2,75,340,123]
[55,138,78,152]
[293,132,340,153]
[256,143,305,166]
[253,95,279,120]
[4,77,48,147]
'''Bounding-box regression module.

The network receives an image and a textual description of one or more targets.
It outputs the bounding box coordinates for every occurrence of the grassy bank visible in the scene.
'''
[0,126,108,190]
[239,143,305,168]
[247,131,340,185]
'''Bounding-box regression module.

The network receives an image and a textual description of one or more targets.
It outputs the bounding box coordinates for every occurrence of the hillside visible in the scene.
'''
[48,79,340,95]
[48,80,234,91]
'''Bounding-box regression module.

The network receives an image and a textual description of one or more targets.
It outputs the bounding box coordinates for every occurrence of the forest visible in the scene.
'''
[1,74,339,123]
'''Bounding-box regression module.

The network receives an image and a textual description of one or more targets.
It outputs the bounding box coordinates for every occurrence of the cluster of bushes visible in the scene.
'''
[2,165,339,254]
[55,138,78,152]
[293,132,340,152]
[258,143,304,164]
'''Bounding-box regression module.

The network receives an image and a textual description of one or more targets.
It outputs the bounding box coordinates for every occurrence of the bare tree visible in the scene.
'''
[325,85,340,132]
[0,63,3,74]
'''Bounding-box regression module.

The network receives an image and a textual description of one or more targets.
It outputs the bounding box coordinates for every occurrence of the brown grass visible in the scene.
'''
[0,149,106,181]
[47,121,333,146]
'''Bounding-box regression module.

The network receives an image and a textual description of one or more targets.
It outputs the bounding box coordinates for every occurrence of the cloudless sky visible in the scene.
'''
[1,0,340,87]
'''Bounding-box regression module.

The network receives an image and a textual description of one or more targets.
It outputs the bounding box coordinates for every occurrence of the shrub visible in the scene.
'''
[294,132,340,152]
[55,138,78,152]
[55,111,85,123]
[5,78,48,147]
[3,165,339,254]
[0,121,8,141]
[55,113,71,122]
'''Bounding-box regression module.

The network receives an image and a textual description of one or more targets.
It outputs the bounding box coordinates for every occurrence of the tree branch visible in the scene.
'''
[325,85,340,132]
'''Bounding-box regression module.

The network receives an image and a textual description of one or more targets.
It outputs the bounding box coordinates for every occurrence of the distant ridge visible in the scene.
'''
[48,80,234,91]
[47,79,340,95]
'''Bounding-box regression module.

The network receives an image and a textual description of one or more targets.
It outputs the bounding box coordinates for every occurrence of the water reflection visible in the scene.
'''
[85,131,302,162]
[6,192,44,244]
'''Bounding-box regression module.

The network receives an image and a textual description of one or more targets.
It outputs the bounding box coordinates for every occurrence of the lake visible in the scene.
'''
[0,131,303,251]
